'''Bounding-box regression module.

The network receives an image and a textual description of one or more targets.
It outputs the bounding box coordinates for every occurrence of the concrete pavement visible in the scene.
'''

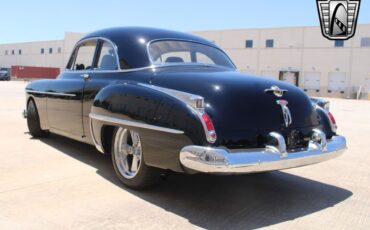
[0,81,369,230]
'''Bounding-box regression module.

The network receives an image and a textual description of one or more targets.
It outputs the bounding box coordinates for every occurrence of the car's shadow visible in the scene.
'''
[38,134,352,230]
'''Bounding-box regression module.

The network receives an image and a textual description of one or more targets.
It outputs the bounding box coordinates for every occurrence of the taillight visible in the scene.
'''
[327,112,337,132]
[328,112,336,125]
[202,113,214,131]
[201,113,217,143]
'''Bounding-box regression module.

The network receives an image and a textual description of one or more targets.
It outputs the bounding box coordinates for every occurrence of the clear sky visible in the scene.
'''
[1,0,369,44]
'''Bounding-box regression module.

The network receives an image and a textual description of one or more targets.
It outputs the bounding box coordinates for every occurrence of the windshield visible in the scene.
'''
[148,40,235,69]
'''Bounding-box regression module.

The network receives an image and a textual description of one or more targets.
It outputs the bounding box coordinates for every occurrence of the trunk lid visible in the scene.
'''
[152,67,319,148]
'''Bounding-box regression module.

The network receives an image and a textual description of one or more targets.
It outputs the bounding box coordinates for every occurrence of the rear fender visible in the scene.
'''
[90,82,205,172]
[315,106,336,139]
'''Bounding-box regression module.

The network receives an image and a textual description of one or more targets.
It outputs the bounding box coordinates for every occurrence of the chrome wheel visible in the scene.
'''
[113,128,142,179]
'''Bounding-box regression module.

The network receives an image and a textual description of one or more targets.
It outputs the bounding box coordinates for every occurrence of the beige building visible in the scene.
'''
[193,24,370,99]
[0,32,84,73]
[1,25,370,99]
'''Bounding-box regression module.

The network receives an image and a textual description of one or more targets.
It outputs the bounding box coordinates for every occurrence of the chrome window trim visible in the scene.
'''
[26,90,76,97]
[89,113,184,135]
[64,65,157,74]
[65,37,121,72]
[64,63,234,75]
[64,37,237,74]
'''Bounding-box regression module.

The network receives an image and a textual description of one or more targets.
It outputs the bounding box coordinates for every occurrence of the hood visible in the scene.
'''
[152,67,319,148]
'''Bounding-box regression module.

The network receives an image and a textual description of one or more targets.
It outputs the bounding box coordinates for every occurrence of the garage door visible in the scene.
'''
[304,72,321,90]
[328,72,346,92]
[279,71,299,86]
[261,70,276,80]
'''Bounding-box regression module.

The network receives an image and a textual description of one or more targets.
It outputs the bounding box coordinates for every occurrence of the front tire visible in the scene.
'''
[27,100,50,138]
[112,127,161,189]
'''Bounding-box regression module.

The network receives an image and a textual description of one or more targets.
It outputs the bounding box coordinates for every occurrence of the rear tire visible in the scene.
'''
[111,127,162,189]
[27,100,50,138]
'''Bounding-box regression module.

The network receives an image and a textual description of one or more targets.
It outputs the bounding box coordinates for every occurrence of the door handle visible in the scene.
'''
[81,73,90,80]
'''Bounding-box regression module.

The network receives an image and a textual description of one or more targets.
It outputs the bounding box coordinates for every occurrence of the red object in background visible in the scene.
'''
[11,66,60,79]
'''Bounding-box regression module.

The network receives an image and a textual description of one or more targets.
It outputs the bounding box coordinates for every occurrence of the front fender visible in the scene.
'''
[89,82,206,172]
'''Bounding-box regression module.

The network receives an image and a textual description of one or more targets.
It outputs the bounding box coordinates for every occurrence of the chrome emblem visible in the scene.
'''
[317,0,361,40]
[276,100,293,127]
[265,85,288,97]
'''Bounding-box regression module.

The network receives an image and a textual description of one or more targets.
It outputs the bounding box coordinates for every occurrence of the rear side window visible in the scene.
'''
[96,41,118,70]
[72,40,97,70]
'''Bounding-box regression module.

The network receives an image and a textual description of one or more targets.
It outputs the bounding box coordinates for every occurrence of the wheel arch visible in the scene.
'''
[89,82,204,172]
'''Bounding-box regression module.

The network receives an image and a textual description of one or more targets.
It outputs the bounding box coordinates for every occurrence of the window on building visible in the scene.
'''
[18,49,22,55]
[245,40,253,48]
[5,50,8,55]
[49,48,53,54]
[361,37,370,47]
[41,48,44,54]
[11,50,15,55]
[266,39,274,48]
[335,40,344,47]
[58,47,62,53]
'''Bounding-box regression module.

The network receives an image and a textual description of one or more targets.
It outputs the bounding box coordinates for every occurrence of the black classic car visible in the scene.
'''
[24,27,346,189]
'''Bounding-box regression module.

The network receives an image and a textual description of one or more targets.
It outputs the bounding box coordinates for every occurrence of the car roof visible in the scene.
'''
[80,27,218,69]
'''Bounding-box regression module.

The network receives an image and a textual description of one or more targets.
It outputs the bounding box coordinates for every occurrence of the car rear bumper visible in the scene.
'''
[180,133,346,174]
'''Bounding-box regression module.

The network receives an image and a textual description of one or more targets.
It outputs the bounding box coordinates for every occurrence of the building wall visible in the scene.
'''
[0,32,85,72]
[0,40,64,69]
[193,24,370,99]
[0,26,369,99]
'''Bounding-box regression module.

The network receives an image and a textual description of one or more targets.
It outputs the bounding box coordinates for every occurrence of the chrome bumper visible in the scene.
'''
[180,133,346,174]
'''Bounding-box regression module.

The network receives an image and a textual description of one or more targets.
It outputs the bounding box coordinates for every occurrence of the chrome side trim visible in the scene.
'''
[89,113,184,134]
[138,83,216,143]
[138,83,204,109]
[89,117,105,154]
[25,90,76,97]
[180,135,347,174]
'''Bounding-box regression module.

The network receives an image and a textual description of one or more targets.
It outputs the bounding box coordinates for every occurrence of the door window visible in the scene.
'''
[96,41,118,70]
[73,40,97,70]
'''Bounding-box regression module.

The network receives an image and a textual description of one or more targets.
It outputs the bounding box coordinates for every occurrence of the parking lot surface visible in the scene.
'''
[0,81,369,230]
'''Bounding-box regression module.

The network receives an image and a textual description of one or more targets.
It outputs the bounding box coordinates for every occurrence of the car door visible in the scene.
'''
[47,39,98,140]
[81,39,120,143]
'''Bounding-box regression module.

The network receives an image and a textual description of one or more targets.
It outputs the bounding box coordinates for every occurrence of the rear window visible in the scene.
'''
[148,40,235,69]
